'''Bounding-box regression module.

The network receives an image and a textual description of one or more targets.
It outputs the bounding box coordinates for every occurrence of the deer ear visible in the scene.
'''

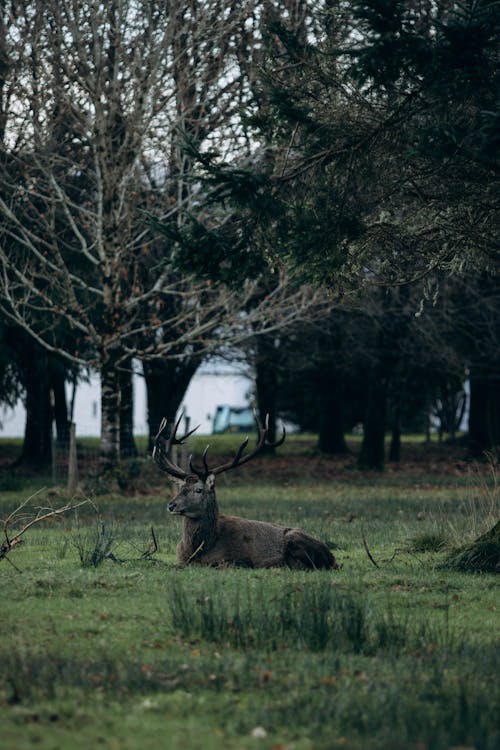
[206,474,216,491]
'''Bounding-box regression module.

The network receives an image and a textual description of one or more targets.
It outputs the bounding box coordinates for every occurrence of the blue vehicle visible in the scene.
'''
[212,405,255,434]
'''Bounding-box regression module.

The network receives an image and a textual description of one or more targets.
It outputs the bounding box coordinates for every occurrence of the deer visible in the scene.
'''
[153,413,338,570]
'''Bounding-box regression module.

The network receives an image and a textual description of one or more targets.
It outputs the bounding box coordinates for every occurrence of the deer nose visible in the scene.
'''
[168,501,177,512]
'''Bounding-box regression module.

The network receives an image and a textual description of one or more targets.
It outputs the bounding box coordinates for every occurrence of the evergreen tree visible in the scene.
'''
[177,1,499,466]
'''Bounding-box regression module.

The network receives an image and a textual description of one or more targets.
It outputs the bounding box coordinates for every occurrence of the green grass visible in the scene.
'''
[0,463,499,750]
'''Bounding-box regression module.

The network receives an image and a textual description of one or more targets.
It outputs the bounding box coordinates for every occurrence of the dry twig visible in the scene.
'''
[140,526,160,560]
[361,527,380,569]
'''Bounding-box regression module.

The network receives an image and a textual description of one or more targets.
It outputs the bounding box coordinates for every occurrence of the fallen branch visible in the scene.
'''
[361,527,380,569]
[141,526,159,560]
[1,490,91,567]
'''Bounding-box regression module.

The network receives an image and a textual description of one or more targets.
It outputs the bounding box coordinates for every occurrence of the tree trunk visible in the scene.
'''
[358,376,387,471]
[389,399,401,463]
[50,359,69,446]
[143,359,198,452]
[389,422,401,463]
[119,360,137,458]
[20,349,53,467]
[100,346,121,470]
[317,372,349,454]
[468,370,500,457]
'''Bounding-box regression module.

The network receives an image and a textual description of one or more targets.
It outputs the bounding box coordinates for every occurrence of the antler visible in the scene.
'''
[152,412,200,480]
[189,411,286,480]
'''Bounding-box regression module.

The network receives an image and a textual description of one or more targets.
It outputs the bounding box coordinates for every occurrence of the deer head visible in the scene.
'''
[167,474,216,518]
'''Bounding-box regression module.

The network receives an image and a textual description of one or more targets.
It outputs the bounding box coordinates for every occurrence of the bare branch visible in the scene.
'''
[361,527,380,569]
[1,491,92,566]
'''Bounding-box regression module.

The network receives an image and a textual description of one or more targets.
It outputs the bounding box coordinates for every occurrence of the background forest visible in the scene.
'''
[0,0,498,472]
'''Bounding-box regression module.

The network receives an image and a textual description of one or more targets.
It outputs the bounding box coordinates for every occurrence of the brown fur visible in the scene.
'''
[169,474,338,570]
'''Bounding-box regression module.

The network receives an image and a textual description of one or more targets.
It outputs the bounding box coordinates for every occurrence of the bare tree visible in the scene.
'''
[0,0,328,468]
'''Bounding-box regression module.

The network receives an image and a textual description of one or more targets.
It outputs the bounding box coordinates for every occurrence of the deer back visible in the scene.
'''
[194,513,289,567]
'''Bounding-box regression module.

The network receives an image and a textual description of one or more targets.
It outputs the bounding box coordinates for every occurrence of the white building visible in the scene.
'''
[0,361,253,438]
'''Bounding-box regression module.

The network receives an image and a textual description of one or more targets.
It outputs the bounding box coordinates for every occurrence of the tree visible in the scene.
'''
[0,322,22,420]
[272,314,364,454]
[185,0,499,466]
[0,325,73,467]
[440,274,500,456]
[262,1,499,282]
[189,0,499,296]
[265,276,485,468]
[0,0,325,469]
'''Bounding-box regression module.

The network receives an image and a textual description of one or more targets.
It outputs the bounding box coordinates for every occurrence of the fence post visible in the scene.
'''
[67,422,79,494]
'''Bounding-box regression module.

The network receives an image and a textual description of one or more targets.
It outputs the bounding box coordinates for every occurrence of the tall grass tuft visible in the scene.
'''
[166,577,448,655]
[443,460,500,572]
[444,518,500,573]
[73,520,120,567]
[409,531,448,552]
[447,458,499,545]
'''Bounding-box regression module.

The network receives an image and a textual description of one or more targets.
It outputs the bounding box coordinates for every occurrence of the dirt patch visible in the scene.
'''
[143,441,493,492]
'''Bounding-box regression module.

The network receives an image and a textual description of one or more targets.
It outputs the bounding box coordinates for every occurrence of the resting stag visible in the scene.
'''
[153,414,338,570]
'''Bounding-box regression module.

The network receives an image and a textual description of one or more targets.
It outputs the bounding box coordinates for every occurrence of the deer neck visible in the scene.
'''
[183,492,219,556]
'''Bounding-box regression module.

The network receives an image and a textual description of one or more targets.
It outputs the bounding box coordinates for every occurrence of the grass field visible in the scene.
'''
[0,436,499,750]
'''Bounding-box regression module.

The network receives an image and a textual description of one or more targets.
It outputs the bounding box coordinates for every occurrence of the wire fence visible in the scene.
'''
[51,425,150,488]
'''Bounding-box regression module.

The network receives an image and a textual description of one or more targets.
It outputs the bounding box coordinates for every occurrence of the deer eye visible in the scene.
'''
[194,488,202,494]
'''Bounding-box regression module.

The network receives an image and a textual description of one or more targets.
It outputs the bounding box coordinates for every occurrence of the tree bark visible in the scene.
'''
[317,372,349,454]
[20,349,53,467]
[100,345,121,470]
[388,398,401,463]
[50,359,69,446]
[358,376,387,471]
